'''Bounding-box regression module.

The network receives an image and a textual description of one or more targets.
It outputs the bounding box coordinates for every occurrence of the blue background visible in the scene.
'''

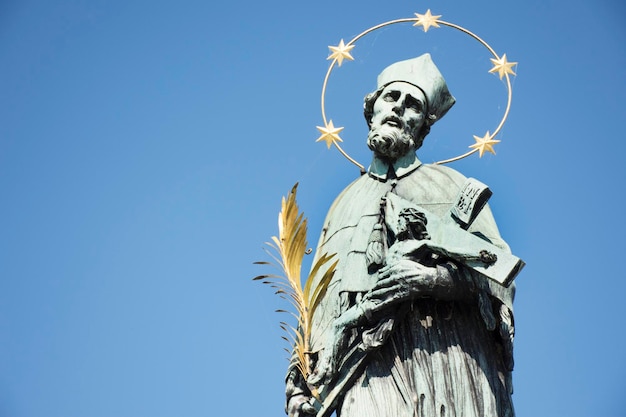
[1,1,624,416]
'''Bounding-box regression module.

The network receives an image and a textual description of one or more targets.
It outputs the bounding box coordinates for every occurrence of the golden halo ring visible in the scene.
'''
[317,11,517,171]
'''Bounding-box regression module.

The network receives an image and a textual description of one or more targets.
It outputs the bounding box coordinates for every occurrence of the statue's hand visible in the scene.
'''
[308,320,346,386]
[285,368,317,417]
[364,259,452,307]
[286,394,316,417]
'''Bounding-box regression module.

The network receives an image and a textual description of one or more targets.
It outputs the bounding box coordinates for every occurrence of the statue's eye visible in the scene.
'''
[405,97,423,113]
[383,91,400,102]
[405,96,424,113]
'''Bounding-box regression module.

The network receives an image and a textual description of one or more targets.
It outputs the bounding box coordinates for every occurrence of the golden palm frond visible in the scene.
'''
[254,183,337,382]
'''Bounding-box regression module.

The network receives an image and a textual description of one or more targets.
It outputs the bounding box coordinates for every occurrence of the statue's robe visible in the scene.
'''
[308,154,515,417]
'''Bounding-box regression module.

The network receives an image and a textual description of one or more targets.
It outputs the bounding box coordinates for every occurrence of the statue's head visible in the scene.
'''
[396,207,430,241]
[364,54,456,161]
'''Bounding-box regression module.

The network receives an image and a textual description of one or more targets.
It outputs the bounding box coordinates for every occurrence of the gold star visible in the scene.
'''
[469,132,501,157]
[327,39,355,67]
[316,120,344,149]
[489,54,517,79]
[413,10,441,32]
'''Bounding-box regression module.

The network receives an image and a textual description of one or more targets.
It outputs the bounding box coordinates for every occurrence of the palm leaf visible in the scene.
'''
[309,259,338,315]
[253,183,337,385]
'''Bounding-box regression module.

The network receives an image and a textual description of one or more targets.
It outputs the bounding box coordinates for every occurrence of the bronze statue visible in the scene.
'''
[285,54,519,417]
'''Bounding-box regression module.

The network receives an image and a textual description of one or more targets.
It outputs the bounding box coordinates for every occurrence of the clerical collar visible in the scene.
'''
[368,152,422,181]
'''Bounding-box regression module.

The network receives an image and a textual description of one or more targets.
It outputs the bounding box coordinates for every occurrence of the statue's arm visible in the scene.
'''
[466,203,516,373]
[362,256,470,307]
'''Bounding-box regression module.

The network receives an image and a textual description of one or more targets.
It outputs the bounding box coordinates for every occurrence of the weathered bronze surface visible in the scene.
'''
[285,54,523,417]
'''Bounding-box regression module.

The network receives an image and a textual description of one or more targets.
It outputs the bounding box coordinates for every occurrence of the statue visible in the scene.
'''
[284,54,521,417]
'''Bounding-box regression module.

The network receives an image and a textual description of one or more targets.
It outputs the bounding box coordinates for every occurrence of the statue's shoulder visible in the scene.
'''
[397,163,469,200]
[322,174,383,225]
[415,162,468,185]
[330,174,377,203]
[392,163,469,209]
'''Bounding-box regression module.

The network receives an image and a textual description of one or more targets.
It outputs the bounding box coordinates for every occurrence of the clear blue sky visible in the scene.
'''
[1,1,624,416]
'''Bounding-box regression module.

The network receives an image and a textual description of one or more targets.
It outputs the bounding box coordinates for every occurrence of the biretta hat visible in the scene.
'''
[377,53,455,123]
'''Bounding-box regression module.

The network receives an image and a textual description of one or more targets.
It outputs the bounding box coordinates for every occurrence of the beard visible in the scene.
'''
[367,124,416,161]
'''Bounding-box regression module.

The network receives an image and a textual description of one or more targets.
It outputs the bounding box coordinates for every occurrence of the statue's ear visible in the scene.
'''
[363,89,382,128]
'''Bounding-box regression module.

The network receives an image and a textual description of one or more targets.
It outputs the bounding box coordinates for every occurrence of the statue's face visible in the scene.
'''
[367,82,427,160]
[397,211,428,240]
[371,82,427,134]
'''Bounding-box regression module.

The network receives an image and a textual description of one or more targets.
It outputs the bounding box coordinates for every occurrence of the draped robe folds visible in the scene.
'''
[306,161,515,417]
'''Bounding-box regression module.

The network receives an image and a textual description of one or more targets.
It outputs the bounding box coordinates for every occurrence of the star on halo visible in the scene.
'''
[316,120,344,149]
[489,54,517,79]
[469,132,501,157]
[327,39,355,67]
[413,10,441,32]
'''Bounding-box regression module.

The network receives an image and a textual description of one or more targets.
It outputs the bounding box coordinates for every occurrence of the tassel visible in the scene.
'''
[365,223,385,273]
[365,196,388,274]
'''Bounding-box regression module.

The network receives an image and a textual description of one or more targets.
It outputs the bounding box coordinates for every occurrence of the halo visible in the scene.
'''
[315,10,518,172]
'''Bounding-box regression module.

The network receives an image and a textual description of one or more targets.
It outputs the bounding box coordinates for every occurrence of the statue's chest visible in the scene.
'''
[324,175,457,293]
